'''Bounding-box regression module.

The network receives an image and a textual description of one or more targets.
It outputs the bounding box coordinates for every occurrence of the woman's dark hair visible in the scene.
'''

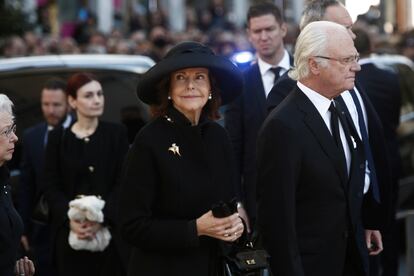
[150,72,222,120]
[66,72,99,98]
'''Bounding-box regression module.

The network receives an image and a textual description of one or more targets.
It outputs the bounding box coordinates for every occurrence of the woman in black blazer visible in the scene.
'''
[120,41,245,276]
[0,94,35,276]
[43,73,129,276]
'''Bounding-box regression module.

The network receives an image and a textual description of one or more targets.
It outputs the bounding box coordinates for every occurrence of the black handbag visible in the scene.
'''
[222,232,271,276]
[212,200,272,276]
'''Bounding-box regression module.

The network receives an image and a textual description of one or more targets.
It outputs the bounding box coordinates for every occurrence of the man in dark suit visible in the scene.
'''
[18,78,72,276]
[257,21,382,276]
[266,0,393,245]
[354,28,402,276]
[224,2,293,226]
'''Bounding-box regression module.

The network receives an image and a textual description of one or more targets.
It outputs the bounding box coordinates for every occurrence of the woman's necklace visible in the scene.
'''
[72,123,97,139]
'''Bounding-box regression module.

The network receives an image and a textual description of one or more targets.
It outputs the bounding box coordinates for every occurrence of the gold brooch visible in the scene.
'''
[168,143,181,156]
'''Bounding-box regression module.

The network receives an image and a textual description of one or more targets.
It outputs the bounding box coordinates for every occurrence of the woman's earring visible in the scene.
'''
[208,93,212,100]
[168,95,171,100]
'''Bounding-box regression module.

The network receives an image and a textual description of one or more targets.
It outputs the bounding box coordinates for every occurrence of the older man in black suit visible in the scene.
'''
[257,21,382,276]
[266,0,393,250]
[224,2,293,226]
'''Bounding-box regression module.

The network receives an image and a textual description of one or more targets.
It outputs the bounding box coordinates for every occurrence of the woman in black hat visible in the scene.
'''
[120,41,245,275]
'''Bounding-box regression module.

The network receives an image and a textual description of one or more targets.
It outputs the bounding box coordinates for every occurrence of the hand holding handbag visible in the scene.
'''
[212,200,271,276]
[222,229,271,276]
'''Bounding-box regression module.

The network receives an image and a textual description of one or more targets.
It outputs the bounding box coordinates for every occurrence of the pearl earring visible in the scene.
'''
[208,93,212,100]
[168,96,171,100]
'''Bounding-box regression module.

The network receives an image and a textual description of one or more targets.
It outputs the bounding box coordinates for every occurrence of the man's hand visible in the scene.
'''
[365,229,383,255]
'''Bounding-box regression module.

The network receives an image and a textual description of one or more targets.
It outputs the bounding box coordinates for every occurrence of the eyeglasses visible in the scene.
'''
[314,54,360,65]
[0,123,16,139]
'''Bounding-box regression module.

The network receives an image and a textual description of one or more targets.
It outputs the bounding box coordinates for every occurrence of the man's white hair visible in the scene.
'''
[0,94,14,119]
[289,21,347,80]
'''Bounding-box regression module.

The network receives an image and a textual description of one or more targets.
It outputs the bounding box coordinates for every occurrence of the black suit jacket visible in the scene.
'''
[257,88,370,276]
[266,70,296,112]
[357,63,401,184]
[224,63,266,222]
[225,58,293,223]
[266,73,392,229]
[18,122,48,234]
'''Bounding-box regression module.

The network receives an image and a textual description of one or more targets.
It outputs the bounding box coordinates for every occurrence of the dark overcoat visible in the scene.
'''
[0,166,23,275]
[120,107,237,276]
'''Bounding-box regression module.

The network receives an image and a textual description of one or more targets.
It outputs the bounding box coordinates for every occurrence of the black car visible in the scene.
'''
[0,54,155,174]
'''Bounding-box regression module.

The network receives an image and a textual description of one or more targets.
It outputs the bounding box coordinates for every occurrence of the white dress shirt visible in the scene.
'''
[298,82,351,173]
[258,49,291,97]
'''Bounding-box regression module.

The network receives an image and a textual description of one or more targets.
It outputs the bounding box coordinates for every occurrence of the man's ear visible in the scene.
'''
[281,22,288,38]
[308,57,321,75]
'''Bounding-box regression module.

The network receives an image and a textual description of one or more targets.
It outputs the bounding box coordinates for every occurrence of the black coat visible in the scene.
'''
[357,63,402,183]
[18,122,48,231]
[0,166,23,275]
[257,88,372,276]
[120,107,237,276]
[43,121,129,276]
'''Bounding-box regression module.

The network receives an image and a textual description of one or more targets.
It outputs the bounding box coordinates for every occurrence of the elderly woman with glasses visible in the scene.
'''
[0,94,35,276]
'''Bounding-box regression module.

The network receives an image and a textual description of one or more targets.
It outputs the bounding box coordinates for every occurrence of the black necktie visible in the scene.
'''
[349,89,380,203]
[269,67,281,84]
[329,102,347,173]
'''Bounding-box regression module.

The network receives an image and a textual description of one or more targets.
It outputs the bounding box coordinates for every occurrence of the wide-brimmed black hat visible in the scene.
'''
[136,41,243,105]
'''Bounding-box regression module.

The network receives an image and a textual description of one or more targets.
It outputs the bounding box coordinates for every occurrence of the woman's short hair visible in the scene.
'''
[289,21,333,80]
[66,72,98,98]
[150,73,222,120]
[0,94,14,118]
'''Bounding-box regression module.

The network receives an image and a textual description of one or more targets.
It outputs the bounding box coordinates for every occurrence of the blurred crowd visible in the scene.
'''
[3,1,414,276]
[0,0,253,62]
[2,1,414,68]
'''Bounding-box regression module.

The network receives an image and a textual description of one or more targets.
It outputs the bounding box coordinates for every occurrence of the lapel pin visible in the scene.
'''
[168,143,181,156]
[350,135,357,149]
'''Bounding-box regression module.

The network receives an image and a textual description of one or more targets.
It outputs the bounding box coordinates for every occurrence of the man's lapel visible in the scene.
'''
[247,63,267,117]
[294,89,348,186]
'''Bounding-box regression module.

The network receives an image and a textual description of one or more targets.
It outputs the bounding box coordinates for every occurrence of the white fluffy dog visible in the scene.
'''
[67,195,111,252]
